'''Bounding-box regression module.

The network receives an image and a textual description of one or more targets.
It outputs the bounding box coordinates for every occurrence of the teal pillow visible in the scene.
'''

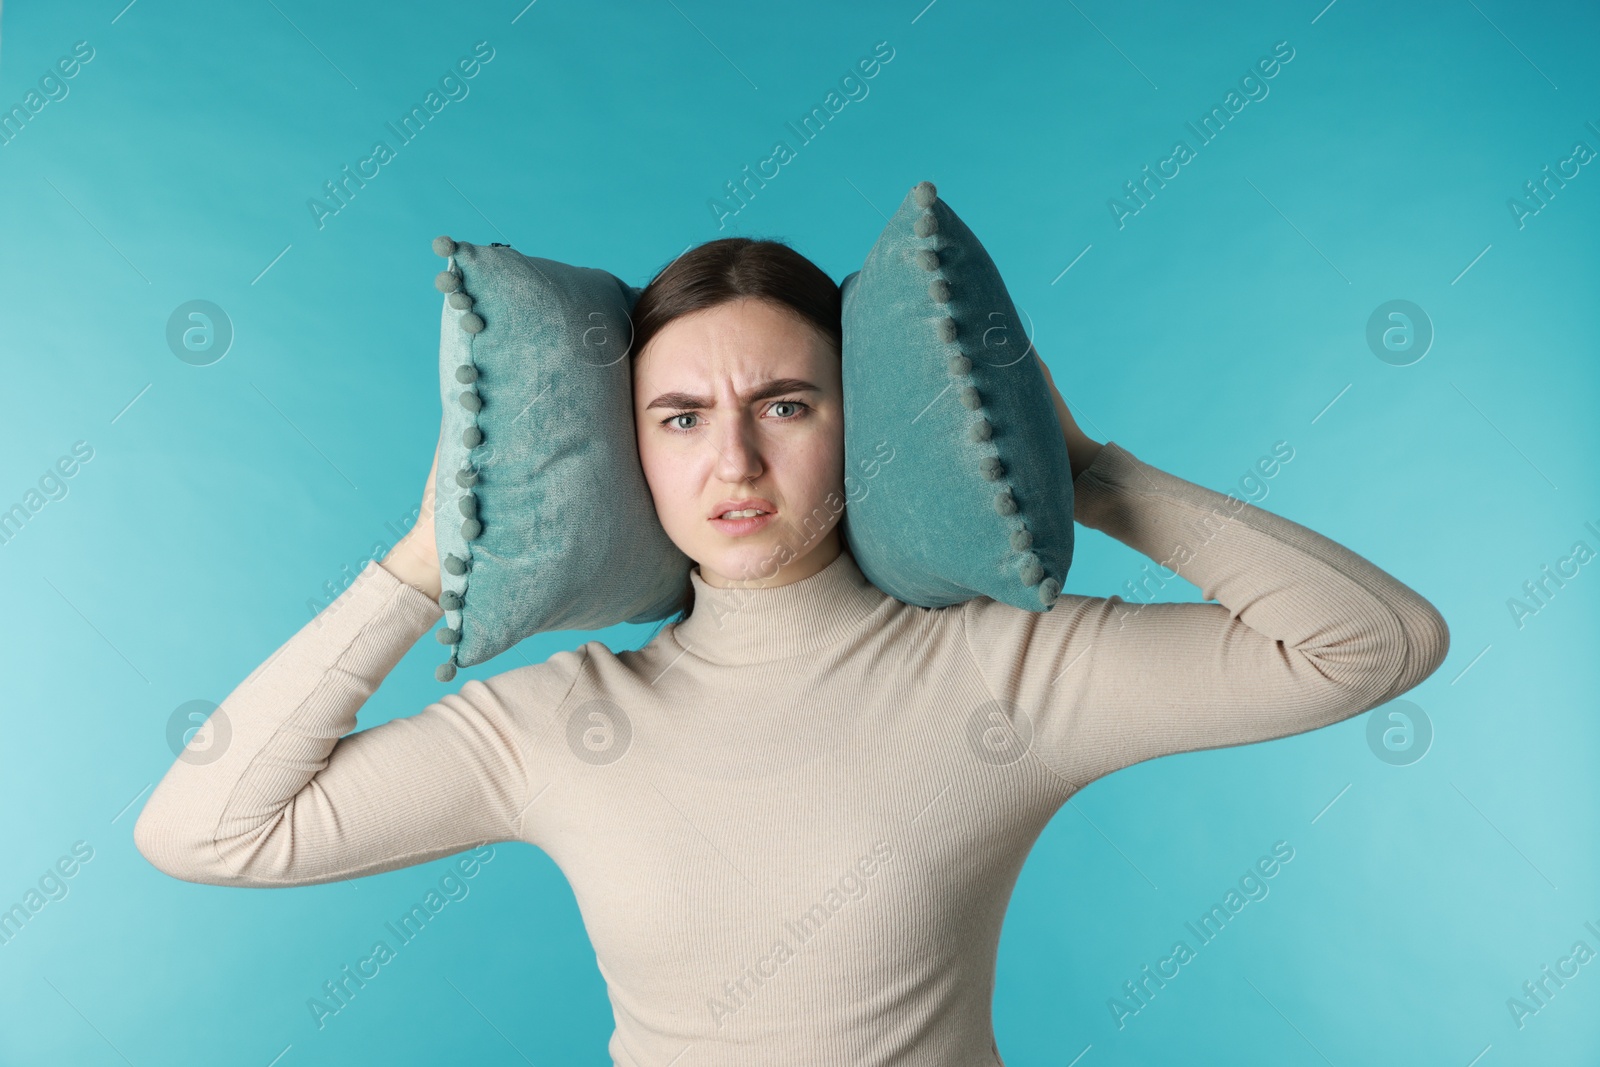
[428,237,692,681]
[838,181,1074,610]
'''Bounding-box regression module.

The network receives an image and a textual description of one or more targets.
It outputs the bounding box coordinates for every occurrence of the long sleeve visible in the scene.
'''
[133,560,589,887]
[962,441,1450,793]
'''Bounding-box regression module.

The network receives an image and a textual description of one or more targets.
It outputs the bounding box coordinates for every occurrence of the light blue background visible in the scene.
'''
[1,0,1597,1063]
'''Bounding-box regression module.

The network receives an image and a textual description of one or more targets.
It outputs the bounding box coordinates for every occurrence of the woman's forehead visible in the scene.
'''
[635,318,837,390]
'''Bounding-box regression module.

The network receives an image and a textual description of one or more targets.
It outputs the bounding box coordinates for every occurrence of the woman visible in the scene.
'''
[135,237,1451,1065]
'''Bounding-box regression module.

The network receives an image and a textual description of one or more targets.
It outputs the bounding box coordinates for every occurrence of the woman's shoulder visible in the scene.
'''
[473,641,595,709]
[485,634,665,691]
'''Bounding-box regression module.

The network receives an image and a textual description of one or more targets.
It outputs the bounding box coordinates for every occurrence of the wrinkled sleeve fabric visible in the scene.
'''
[962,441,1451,795]
[134,560,589,888]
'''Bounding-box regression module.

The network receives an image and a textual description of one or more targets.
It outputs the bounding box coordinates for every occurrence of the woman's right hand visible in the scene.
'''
[380,418,445,602]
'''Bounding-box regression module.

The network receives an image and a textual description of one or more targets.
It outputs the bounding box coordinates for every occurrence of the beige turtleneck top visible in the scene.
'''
[134,441,1450,1066]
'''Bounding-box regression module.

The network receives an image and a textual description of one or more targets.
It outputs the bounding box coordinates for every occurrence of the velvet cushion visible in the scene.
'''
[838,181,1074,610]
[428,238,692,681]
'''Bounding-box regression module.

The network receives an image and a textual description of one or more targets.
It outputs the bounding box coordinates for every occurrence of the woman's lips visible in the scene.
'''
[708,510,776,537]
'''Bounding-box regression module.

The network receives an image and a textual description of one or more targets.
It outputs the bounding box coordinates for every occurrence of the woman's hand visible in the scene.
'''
[380,418,445,602]
[1036,352,1104,480]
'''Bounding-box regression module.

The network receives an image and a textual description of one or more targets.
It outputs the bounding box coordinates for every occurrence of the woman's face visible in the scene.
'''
[633,296,845,590]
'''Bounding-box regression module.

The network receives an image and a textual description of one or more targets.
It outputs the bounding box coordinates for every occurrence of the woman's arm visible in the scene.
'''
[1035,353,1103,480]
[133,555,588,888]
[962,441,1451,792]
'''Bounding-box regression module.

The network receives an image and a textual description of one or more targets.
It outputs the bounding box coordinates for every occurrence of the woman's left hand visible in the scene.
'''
[1036,351,1104,480]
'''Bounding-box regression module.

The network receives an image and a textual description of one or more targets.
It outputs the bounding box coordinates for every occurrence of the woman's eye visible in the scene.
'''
[661,400,808,434]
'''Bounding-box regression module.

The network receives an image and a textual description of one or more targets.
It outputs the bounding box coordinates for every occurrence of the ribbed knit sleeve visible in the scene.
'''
[962,441,1451,794]
[133,560,588,888]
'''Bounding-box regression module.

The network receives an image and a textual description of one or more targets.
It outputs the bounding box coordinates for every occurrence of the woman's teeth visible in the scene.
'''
[720,509,767,519]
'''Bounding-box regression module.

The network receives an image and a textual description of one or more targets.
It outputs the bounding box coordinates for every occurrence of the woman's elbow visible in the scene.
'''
[133,804,203,882]
[133,803,245,887]
[1299,592,1451,721]
[1413,600,1451,683]
[1353,596,1452,715]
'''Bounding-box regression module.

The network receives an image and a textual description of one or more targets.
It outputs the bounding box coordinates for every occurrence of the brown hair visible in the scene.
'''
[630,236,842,628]
[631,237,841,363]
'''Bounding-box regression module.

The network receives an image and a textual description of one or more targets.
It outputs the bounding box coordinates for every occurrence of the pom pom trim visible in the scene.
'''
[913,182,1060,607]
[436,243,494,678]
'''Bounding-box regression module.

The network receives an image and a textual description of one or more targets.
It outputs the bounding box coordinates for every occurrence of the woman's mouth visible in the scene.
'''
[709,509,776,536]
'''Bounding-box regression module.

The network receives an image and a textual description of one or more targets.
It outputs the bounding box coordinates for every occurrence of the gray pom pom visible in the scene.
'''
[462,426,484,448]
[937,317,958,343]
[912,181,937,208]
[436,626,461,645]
[458,390,482,413]
[916,249,940,271]
[1038,577,1061,606]
[980,456,1005,481]
[914,214,939,239]
[959,385,982,410]
[435,661,457,682]
[1019,554,1044,586]
[455,364,479,384]
[455,467,478,488]
[994,490,1018,516]
[440,590,463,610]
[434,270,461,294]
[458,494,477,517]
[461,518,482,540]
[447,291,473,310]
[968,417,992,442]
[432,235,456,257]
[928,279,950,303]
[948,354,972,376]
[461,312,486,334]
[1011,527,1033,551]
[444,553,468,575]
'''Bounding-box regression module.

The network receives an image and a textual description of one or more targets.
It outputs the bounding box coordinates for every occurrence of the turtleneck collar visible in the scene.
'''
[669,546,891,665]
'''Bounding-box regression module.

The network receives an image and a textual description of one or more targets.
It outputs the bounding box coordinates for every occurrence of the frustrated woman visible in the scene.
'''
[135,237,1450,1066]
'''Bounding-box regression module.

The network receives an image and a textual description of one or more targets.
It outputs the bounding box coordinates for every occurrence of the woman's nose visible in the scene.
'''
[712,413,763,480]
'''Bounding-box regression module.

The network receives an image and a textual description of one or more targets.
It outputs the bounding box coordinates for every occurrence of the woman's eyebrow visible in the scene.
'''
[645,378,821,411]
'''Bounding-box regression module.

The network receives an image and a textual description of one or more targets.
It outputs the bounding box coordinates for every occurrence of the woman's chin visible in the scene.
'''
[695,540,785,588]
